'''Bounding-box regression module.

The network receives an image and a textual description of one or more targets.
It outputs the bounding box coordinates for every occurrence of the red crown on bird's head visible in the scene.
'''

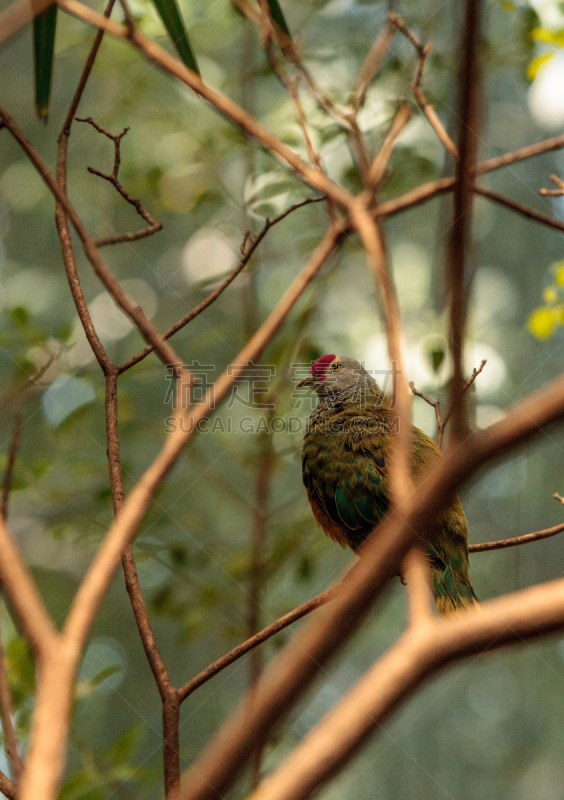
[310,354,338,380]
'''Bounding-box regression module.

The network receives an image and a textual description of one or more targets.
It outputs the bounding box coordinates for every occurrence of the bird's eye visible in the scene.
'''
[332,363,342,371]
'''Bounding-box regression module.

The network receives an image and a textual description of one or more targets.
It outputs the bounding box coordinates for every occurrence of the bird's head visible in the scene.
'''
[296,354,377,398]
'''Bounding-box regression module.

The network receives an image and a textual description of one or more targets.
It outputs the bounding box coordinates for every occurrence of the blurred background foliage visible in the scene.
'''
[1,0,564,798]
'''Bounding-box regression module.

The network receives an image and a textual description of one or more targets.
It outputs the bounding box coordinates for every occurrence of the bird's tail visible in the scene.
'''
[427,544,479,616]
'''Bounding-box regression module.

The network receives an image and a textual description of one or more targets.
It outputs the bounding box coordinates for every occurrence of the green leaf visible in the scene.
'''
[33,4,58,121]
[151,0,200,74]
[266,0,291,39]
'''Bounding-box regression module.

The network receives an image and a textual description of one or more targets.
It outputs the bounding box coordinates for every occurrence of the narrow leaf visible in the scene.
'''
[151,0,200,75]
[266,0,291,39]
[33,4,58,121]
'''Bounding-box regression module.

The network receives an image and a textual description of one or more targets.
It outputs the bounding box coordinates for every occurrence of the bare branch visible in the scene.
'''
[348,199,411,506]
[0,518,56,656]
[0,770,16,800]
[62,223,344,657]
[389,11,458,160]
[367,102,412,190]
[58,0,354,208]
[439,359,487,448]
[0,104,181,374]
[349,21,395,112]
[447,0,483,445]
[474,185,564,234]
[0,616,24,783]
[1,415,22,523]
[469,521,564,552]
[403,548,433,627]
[179,588,339,702]
[75,116,163,247]
[244,575,564,800]
[177,367,564,800]
[476,135,564,174]
[60,0,118,136]
[410,361,486,449]
[118,196,326,373]
[540,173,564,196]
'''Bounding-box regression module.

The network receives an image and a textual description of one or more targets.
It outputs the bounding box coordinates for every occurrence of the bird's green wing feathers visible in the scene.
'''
[304,426,390,548]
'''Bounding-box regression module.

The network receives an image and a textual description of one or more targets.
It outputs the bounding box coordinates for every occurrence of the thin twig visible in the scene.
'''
[389,11,459,160]
[476,135,564,174]
[178,588,339,701]
[367,101,412,190]
[0,103,181,375]
[409,360,486,449]
[349,21,396,113]
[75,116,163,247]
[1,414,22,522]
[475,185,564,234]
[540,174,564,197]
[469,521,564,552]
[440,360,486,447]
[0,416,24,784]
[118,196,326,373]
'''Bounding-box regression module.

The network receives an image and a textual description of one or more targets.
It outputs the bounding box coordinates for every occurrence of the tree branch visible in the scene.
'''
[447,0,482,445]
[474,185,564,234]
[57,0,354,210]
[178,588,340,702]
[409,360,487,449]
[245,574,564,800]
[1,414,22,523]
[540,173,564,197]
[75,116,163,247]
[0,103,181,374]
[469,520,564,552]
[118,197,326,373]
[177,367,564,800]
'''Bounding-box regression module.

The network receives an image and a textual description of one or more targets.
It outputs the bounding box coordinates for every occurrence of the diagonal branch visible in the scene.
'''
[244,574,564,800]
[56,0,356,208]
[177,366,564,800]
[178,588,339,702]
[474,185,564,234]
[118,196,326,373]
[389,11,458,160]
[61,222,344,655]
[469,520,564,552]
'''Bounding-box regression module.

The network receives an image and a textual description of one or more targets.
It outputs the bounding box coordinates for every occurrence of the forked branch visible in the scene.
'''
[75,116,162,246]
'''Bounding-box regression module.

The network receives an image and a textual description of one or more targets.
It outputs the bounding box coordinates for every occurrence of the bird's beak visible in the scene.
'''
[296,376,315,388]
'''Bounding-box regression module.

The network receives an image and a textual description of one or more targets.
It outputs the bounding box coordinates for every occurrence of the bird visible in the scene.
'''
[296,354,477,615]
